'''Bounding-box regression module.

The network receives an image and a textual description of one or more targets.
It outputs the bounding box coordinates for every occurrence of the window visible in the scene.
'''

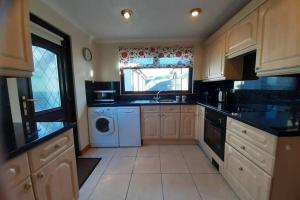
[119,47,193,93]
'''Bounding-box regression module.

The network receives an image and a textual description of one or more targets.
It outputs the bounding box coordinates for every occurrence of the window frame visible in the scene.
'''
[120,66,193,94]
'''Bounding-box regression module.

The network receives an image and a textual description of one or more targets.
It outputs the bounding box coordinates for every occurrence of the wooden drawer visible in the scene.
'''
[224,144,272,200]
[6,178,35,200]
[226,117,277,155]
[141,106,160,113]
[28,129,74,172]
[1,153,30,188]
[180,105,196,113]
[226,133,275,175]
[161,105,180,113]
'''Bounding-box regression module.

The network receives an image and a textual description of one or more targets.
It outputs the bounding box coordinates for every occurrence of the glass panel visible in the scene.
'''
[31,46,61,112]
[123,68,190,92]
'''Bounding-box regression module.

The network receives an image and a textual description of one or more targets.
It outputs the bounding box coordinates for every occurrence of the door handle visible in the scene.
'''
[26,99,38,102]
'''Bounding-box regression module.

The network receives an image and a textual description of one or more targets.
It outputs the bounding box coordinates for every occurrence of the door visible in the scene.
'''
[180,113,196,139]
[161,113,180,139]
[141,112,160,139]
[256,0,300,75]
[6,178,35,200]
[18,34,65,122]
[32,146,79,200]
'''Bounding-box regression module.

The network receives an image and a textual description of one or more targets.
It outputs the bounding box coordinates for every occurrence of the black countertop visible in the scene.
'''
[88,100,300,137]
[3,122,76,160]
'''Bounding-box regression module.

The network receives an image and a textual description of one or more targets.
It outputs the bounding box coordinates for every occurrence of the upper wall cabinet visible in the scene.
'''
[226,10,258,59]
[0,0,33,77]
[256,0,300,76]
[202,34,243,81]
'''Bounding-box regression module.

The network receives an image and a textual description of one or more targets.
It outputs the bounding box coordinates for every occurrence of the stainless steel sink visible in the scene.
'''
[157,99,177,103]
[130,100,157,104]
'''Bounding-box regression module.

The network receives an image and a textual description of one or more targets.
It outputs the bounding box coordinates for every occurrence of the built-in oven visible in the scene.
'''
[204,108,227,161]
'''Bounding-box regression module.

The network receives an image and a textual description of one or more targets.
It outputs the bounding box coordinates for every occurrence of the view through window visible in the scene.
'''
[119,47,193,93]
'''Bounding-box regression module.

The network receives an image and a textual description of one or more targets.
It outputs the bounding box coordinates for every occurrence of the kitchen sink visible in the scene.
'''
[130,100,157,104]
[157,99,177,103]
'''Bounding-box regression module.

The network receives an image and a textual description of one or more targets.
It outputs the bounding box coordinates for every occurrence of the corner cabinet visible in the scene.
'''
[256,0,300,76]
[226,10,258,58]
[0,0,33,77]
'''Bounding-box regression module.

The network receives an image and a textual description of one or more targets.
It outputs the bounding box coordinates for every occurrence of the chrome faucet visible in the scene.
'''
[153,90,163,102]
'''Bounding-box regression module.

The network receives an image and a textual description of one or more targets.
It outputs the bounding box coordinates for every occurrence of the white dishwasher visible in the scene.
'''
[117,107,141,147]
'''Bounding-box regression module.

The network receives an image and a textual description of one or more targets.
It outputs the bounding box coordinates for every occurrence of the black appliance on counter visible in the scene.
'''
[204,108,227,161]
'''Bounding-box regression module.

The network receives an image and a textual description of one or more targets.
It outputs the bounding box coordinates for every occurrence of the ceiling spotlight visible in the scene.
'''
[190,8,202,17]
[121,9,133,19]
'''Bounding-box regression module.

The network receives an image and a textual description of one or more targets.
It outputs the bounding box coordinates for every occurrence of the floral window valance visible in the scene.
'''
[119,47,193,68]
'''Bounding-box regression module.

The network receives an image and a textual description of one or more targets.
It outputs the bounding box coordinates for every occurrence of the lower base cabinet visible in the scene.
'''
[161,113,180,139]
[180,112,196,139]
[224,144,272,200]
[32,146,78,200]
[6,178,35,200]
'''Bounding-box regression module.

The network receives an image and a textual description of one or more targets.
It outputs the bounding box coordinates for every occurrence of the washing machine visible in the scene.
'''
[88,107,119,147]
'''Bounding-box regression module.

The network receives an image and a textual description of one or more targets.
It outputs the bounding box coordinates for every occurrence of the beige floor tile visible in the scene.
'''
[89,174,131,200]
[180,145,206,158]
[104,156,136,174]
[192,174,238,200]
[126,174,163,200]
[134,157,161,173]
[114,147,138,157]
[160,155,189,173]
[184,154,218,174]
[159,145,182,156]
[137,145,159,157]
[162,174,202,200]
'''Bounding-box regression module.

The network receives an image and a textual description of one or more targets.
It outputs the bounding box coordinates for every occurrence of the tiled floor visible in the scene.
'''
[79,145,238,200]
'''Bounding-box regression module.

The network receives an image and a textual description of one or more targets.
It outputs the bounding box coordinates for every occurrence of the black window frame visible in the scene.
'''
[120,66,193,94]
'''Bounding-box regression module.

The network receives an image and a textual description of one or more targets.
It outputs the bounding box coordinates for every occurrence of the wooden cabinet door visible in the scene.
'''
[224,144,272,200]
[201,45,210,80]
[226,10,258,58]
[0,0,33,76]
[6,178,35,200]
[180,113,196,139]
[256,0,300,76]
[32,146,79,200]
[141,112,161,139]
[208,35,226,79]
[161,113,180,139]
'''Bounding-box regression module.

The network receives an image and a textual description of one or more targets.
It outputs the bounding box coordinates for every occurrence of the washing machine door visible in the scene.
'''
[95,116,115,135]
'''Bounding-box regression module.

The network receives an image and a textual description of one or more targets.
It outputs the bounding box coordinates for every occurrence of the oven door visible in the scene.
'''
[204,118,226,161]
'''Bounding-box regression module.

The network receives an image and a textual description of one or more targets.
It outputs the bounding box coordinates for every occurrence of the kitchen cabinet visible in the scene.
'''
[32,146,78,200]
[141,112,161,139]
[224,144,272,200]
[180,113,196,139]
[6,178,35,200]
[202,34,243,81]
[226,10,258,58]
[0,0,33,77]
[161,113,180,139]
[196,106,205,146]
[256,0,300,76]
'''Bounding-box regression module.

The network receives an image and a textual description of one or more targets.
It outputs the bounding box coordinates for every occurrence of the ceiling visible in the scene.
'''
[42,0,250,42]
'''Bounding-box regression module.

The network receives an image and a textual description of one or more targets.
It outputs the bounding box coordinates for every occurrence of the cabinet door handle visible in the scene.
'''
[8,168,16,177]
[238,167,243,171]
[24,182,32,191]
[54,143,62,148]
[242,130,247,134]
[241,146,246,150]
[37,172,45,179]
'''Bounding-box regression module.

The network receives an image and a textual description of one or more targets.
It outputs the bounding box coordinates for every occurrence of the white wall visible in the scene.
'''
[94,41,204,82]
[29,0,95,150]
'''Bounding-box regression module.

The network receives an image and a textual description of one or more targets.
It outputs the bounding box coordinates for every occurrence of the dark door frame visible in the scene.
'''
[28,13,80,156]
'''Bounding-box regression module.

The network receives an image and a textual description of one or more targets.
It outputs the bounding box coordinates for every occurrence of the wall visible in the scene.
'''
[29,0,95,150]
[94,40,204,81]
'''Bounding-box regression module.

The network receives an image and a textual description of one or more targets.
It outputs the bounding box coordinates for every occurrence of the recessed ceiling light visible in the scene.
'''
[121,9,133,19]
[190,8,202,17]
